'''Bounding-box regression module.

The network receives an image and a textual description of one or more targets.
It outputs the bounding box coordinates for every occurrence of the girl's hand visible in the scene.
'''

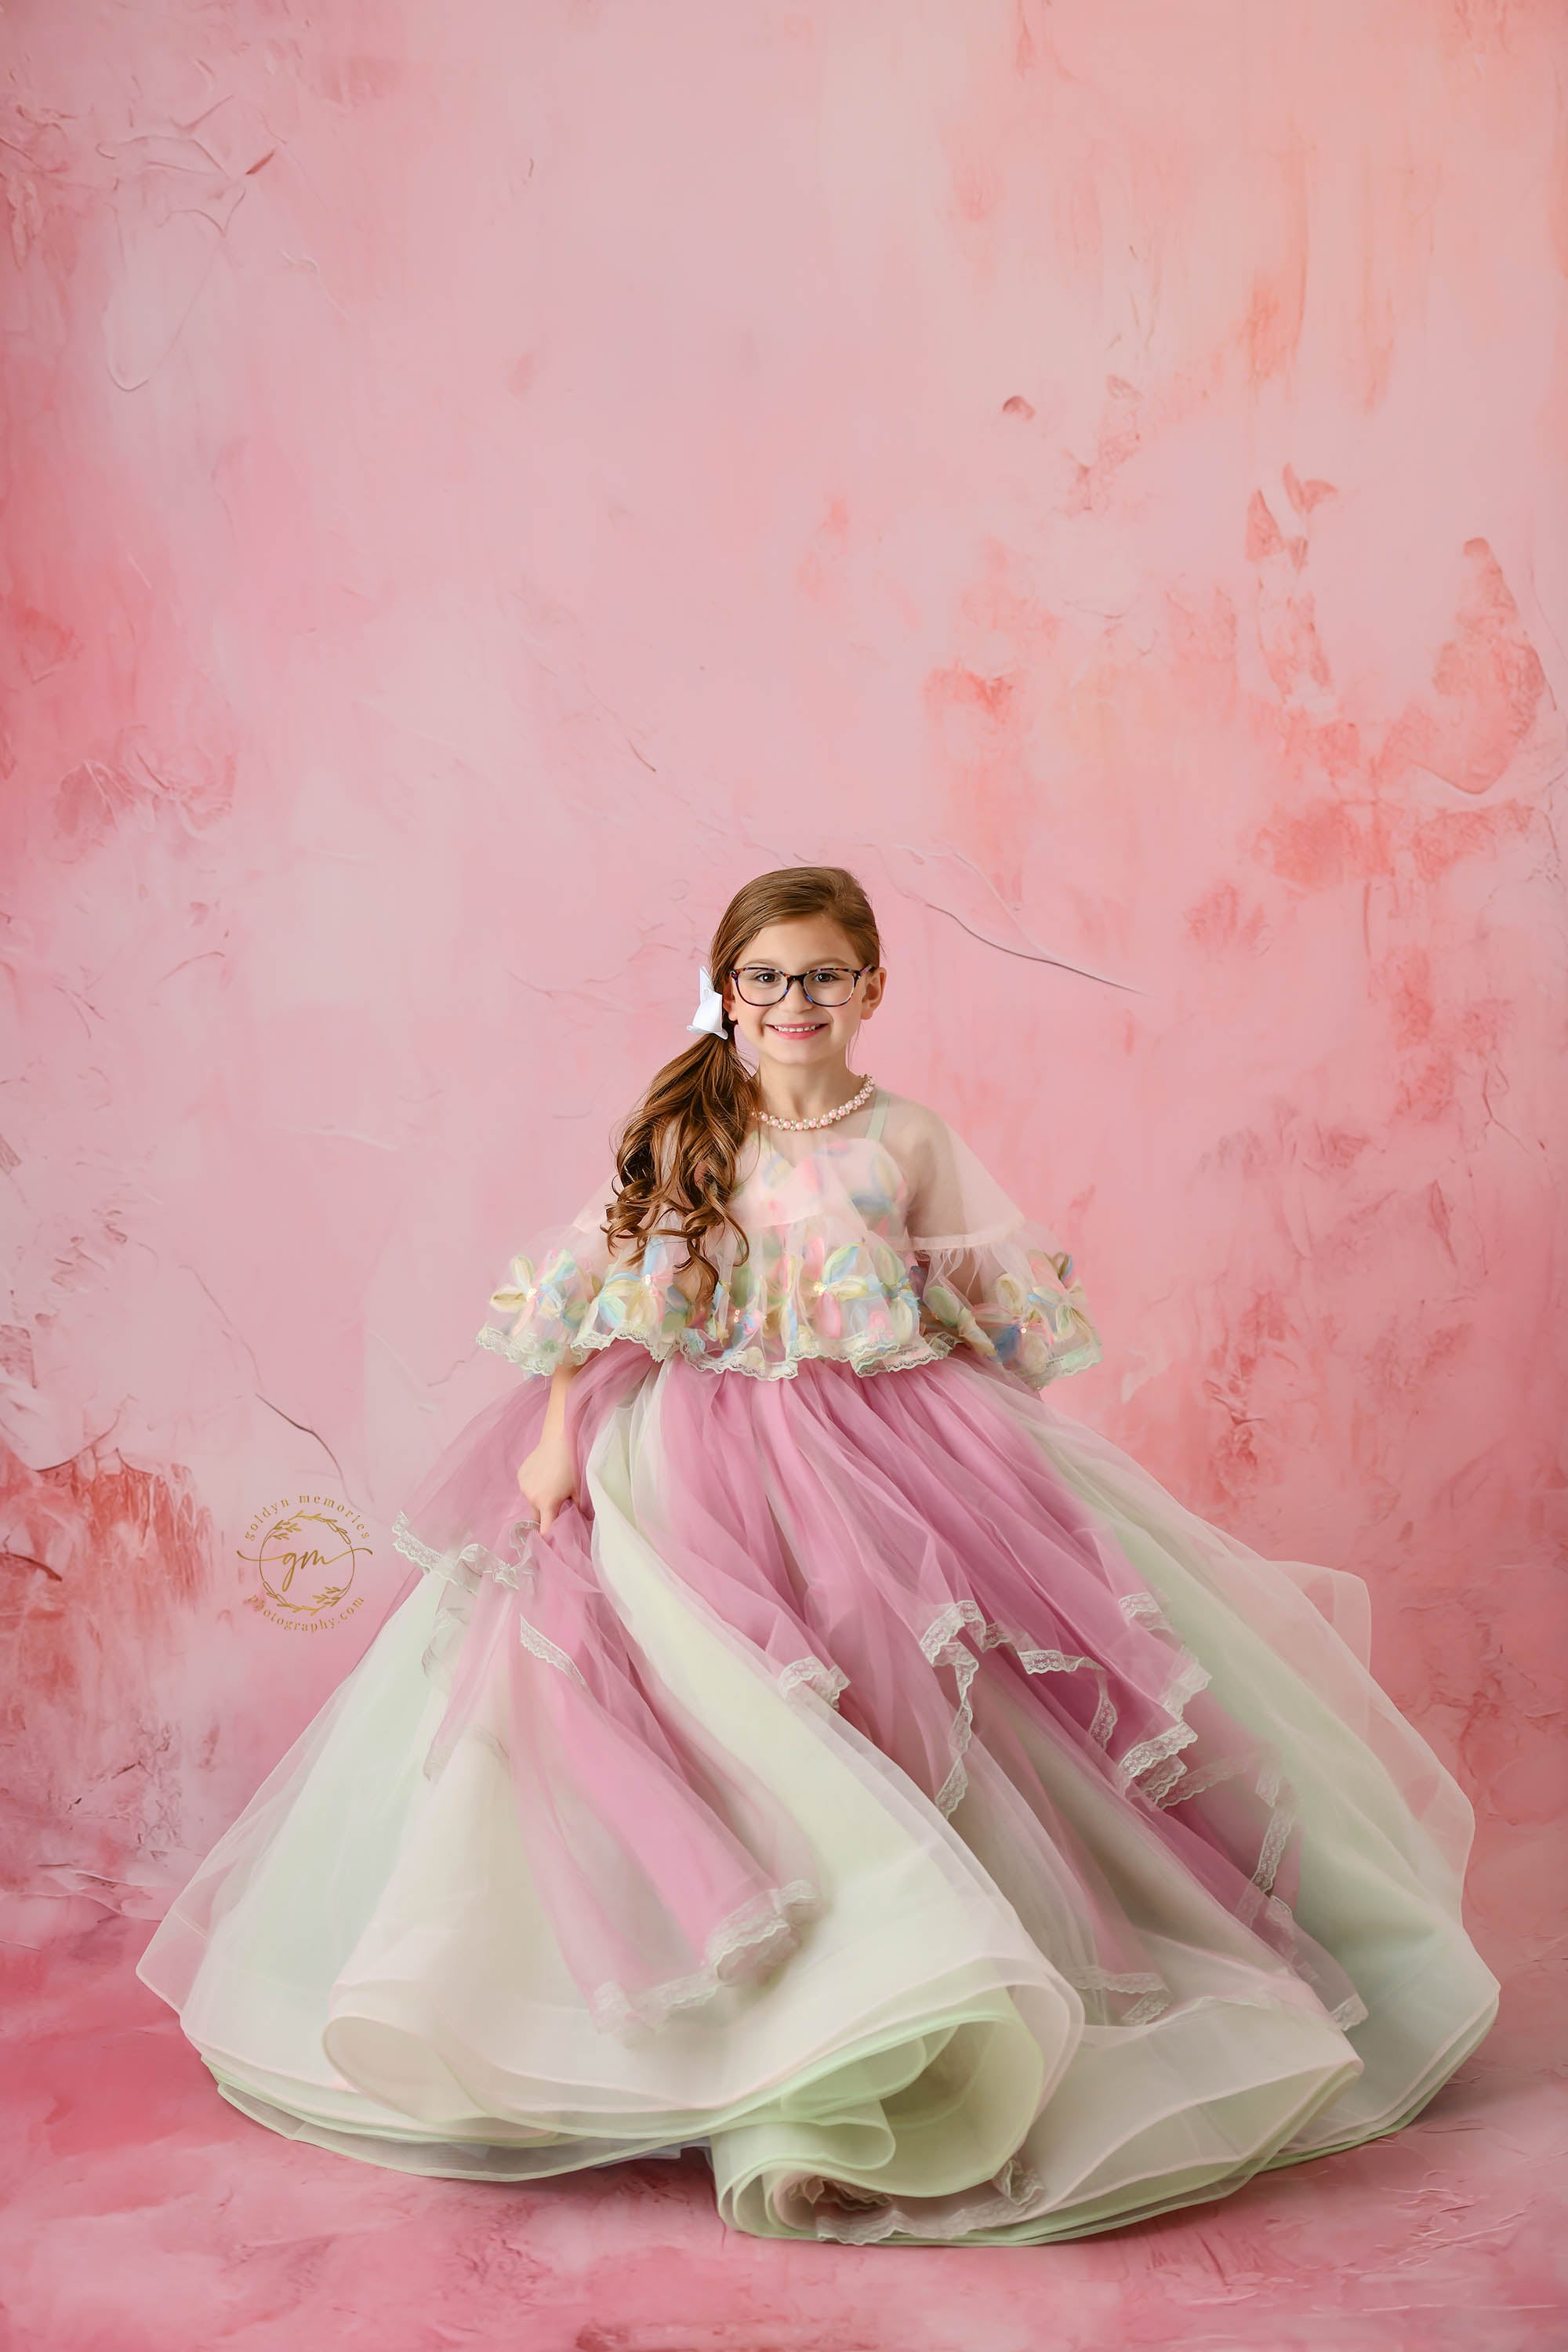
[515,1428,579,1536]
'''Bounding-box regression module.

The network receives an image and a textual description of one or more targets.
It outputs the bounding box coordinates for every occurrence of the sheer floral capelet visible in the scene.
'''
[477,1085,1101,1392]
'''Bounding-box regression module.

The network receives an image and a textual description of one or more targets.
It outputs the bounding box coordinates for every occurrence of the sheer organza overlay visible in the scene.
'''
[478,1088,1101,1390]
[136,1089,1499,2245]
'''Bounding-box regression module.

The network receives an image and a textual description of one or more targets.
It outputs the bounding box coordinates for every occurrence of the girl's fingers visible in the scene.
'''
[514,1481,577,1539]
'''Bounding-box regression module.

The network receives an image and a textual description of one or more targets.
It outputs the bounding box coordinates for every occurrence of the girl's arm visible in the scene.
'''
[517,1356,586,1534]
[542,1355,581,1434]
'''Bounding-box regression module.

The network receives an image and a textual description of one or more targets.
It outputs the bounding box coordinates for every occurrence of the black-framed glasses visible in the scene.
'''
[728,963,874,1008]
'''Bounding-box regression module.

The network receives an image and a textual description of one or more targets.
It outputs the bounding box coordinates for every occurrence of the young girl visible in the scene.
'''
[136,864,1499,2246]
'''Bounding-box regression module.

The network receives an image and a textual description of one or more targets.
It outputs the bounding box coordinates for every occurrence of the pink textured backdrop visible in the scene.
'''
[2,2,1563,2344]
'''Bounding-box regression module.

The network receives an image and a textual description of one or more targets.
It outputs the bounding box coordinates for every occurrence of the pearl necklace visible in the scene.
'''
[756,1074,876,1131]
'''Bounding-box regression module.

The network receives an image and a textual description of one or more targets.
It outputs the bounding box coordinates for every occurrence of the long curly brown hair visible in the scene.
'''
[601,865,882,1316]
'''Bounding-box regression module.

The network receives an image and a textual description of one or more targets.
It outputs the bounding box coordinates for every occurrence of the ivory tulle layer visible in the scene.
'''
[136,1342,1499,2245]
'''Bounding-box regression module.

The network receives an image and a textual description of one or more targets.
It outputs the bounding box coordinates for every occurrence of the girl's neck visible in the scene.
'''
[753,1058,866,1125]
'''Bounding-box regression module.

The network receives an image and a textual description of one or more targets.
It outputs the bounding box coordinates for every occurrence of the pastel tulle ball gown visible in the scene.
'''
[136,1087,1499,2245]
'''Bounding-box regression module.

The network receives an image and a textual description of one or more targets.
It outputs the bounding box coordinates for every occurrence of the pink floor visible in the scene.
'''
[0,1905,1559,2352]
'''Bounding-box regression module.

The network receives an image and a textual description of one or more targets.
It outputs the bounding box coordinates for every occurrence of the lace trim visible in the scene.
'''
[918,1598,1217,1822]
[1116,1589,1172,1632]
[1150,1751,1244,1808]
[391,1508,536,1593]
[1065,1963,1172,2025]
[1139,1753,1189,1806]
[918,1598,1120,1818]
[934,1657,981,1815]
[1251,1798,1298,1898]
[778,1656,849,1708]
[394,1513,590,1686]
[1112,1652,1213,1796]
[1074,1968,1358,2036]
[479,1316,973,1385]
[590,1878,822,2037]
[516,1611,588,1687]
[1014,1642,1121,1747]
[1150,1738,1305,1961]
[1110,1719,1197,1791]
[806,2152,1047,2245]
[477,1308,1098,1393]
[1068,1963,1167,1998]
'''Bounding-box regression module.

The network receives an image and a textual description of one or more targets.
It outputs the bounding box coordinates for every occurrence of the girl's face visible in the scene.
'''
[722,917,885,1074]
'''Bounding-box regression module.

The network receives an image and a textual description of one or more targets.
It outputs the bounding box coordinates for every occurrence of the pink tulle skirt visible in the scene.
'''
[395,1341,1367,2033]
[137,1338,1500,2243]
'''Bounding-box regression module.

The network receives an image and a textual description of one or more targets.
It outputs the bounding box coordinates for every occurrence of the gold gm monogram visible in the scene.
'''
[238,1494,372,1631]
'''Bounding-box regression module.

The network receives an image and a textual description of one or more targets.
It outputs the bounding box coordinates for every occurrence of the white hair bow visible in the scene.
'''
[686,964,728,1036]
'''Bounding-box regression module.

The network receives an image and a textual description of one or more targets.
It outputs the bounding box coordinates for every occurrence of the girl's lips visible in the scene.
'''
[768,1022,827,1035]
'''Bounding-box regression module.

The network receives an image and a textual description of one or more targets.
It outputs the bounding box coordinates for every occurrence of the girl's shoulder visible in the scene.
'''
[871,1085,960,1168]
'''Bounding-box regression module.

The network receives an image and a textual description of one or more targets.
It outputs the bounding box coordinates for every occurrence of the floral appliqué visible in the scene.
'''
[481,1143,1100,1392]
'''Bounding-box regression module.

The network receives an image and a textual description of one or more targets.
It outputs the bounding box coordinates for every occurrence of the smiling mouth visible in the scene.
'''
[768,1020,829,1035]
